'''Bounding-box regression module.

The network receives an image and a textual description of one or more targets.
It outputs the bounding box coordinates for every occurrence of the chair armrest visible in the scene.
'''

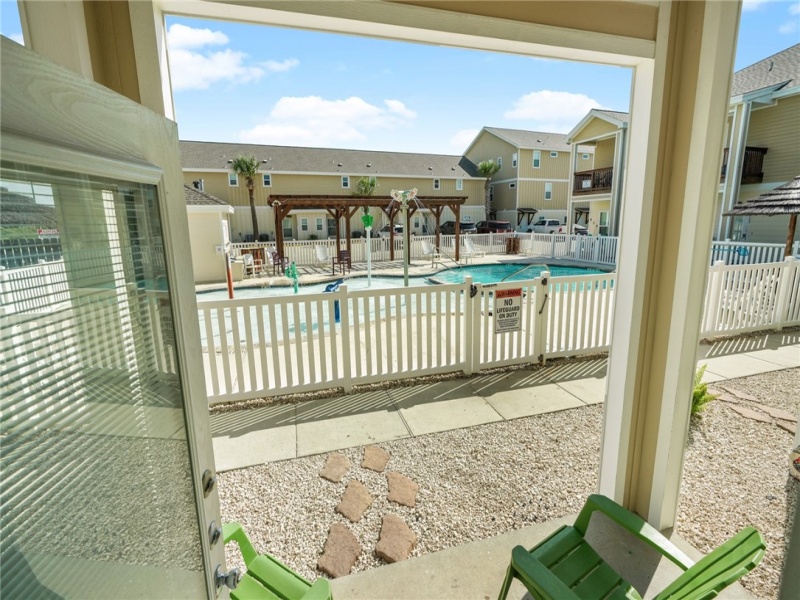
[510,546,580,600]
[574,495,694,570]
[223,522,258,567]
[302,578,333,600]
[653,527,765,600]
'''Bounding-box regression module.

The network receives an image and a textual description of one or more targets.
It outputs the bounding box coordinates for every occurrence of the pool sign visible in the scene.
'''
[494,288,522,333]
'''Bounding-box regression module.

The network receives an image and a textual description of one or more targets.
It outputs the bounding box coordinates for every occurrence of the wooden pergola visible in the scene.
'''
[267,195,468,261]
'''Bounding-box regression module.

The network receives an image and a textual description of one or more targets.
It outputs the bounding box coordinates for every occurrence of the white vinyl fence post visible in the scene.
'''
[592,239,601,263]
[774,257,796,330]
[793,240,799,257]
[339,285,353,392]
[703,260,725,338]
[550,234,556,258]
[464,276,477,375]
[533,271,550,365]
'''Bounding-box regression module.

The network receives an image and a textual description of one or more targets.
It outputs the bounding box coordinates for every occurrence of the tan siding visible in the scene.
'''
[464,131,518,180]
[592,138,617,169]
[516,180,569,211]
[490,181,517,211]
[183,172,268,208]
[746,214,800,244]
[572,117,619,142]
[746,94,800,184]
[576,151,594,171]
[518,148,571,179]
[588,200,612,236]
[187,211,227,283]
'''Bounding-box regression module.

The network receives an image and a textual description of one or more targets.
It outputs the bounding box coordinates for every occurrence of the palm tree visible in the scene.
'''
[477,160,501,218]
[353,176,378,197]
[230,155,260,239]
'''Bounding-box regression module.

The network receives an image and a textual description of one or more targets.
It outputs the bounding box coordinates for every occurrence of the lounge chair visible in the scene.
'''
[498,494,765,600]
[315,245,331,266]
[223,522,333,600]
[463,237,486,263]
[271,251,289,275]
[421,240,441,267]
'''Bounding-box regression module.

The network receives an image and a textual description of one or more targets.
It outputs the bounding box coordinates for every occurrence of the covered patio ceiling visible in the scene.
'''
[267,195,467,261]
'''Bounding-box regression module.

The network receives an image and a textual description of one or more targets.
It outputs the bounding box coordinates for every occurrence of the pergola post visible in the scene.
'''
[599,0,741,529]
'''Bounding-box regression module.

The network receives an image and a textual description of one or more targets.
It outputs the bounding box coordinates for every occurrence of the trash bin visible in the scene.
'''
[323,279,344,323]
[505,236,520,254]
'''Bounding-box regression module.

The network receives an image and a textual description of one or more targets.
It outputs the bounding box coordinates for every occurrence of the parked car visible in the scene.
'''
[440,221,477,235]
[531,219,562,234]
[476,220,513,234]
[379,224,403,238]
[568,224,589,236]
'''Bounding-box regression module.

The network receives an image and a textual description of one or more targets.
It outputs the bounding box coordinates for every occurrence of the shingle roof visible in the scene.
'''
[593,110,629,124]
[483,127,571,151]
[183,184,229,206]
[179,141,481,178]
[730,43,799,97]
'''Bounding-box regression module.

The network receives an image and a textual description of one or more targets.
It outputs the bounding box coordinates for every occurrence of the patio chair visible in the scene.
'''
[421,240,441,267]
[498,494,765,600]
[223,522,333,600]
[464,237,486,259]
[332,249,351,275]
[315,245,331,266]
[271,251,289,276]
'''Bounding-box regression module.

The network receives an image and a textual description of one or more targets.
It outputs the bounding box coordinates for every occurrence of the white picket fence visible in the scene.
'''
[701,257,800,337]
[710,240,799,266]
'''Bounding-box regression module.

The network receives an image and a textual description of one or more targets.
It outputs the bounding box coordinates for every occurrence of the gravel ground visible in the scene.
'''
[218,367,798,599]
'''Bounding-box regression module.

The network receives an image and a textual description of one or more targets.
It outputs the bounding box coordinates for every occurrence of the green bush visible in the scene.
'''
[692,364,718,415]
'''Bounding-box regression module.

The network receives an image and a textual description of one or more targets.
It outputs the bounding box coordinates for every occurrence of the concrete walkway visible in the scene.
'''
[211,329,799,472]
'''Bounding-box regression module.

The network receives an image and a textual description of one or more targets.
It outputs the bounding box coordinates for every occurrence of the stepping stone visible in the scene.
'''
[336,480,373,522]
[375,514,416,564]
[362,445,390,472]
[717,393,739,404]
[760,406,797,422]
[317,523,361,578]
[320,453,350,483]
[727,404,771,423]
[707,387,724,397]
[720,387,760,403]
[386,471,419,508]
[777,420,797,434]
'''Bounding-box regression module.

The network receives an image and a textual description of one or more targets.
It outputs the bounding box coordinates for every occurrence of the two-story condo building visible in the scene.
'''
[463,127,593,230]
[180,141,484,242]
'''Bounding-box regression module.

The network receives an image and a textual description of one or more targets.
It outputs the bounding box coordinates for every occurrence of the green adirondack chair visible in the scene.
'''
[223,523,333,600]
[498,494,765,600]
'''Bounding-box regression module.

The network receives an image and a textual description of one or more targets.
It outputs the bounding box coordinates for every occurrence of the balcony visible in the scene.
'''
[573,167,613,195]
[720,146,768,184]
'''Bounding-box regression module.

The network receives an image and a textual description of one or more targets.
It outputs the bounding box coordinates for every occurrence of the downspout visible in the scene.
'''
[610,127,627,236]
[724,101,751,239]
[567,140,577,230]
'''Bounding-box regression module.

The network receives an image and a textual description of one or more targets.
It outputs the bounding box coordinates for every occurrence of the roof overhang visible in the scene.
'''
[566,109,628,143]
[729,81,790,107]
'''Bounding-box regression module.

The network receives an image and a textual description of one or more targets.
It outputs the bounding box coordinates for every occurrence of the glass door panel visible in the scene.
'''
[0,162,206,598]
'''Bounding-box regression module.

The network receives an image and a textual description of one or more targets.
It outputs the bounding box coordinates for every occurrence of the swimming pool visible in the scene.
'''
[198,264,609,301]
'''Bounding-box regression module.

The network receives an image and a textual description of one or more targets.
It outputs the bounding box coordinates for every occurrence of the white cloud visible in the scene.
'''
[449,128,480,150]
[169,48,264,91]
[166,23,228,49]
[503,90,604,133]
[791,2,800,14]
[779,2,800,33]
[742,0,772,12]
[262,58,300,73]
[239,95,417,147]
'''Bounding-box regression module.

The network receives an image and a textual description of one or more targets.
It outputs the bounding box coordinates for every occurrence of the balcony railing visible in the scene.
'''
[720,146,768,184]
[573,167,613,195]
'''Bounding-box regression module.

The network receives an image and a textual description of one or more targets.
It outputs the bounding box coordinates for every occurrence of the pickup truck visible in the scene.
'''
[531,219,562,234]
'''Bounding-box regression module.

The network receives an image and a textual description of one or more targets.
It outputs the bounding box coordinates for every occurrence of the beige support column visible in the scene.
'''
[18,0,94,78]
[599,0,741,529]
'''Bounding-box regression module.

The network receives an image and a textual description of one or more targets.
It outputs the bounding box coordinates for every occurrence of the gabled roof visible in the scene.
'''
[183,184,229,206]
[730,43,799,98]
[180,141,481,178]
[478,127,571,152]
[567,109,629,142]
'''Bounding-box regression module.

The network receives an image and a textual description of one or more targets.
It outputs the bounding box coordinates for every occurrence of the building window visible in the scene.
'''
[582,153,590,160]
[550,151,558,158]
[228,173,238,186]
[300,218,308,232]
[433,178,441,190]
[512,153,517,168]
[533,151,541,168]
[341,176,350,188]
[414,217,420,228]
[509,182,516,189]
[316,217,323,232]
[327,218,336,237]
[544,182,552,200]
[599,211,609,236]
[282,218,293,240]
[497,157,502,168]
[456,178,463,191]
[262,173,271,187]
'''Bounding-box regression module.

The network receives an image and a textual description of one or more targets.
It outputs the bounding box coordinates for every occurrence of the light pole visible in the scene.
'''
[390,188,417,287]
[362,209,374,286]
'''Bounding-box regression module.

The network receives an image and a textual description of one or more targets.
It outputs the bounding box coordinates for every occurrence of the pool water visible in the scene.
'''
[197,264,609,301]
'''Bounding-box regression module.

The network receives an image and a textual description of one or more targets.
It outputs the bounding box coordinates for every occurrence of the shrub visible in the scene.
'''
[692,364,718,416]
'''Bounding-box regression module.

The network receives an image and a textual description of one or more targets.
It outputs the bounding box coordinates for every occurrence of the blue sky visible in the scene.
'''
[2,0,798,155]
